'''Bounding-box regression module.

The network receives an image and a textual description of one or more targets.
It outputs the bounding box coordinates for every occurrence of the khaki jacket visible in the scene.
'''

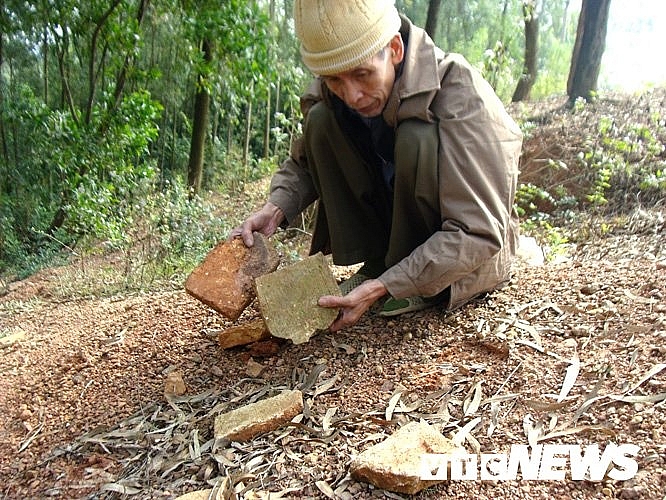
[269,17,522,310]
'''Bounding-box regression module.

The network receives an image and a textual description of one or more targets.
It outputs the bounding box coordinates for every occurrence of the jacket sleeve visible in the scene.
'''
[267,81,323,225]
[268,136,318,225]
[379,53,522,300]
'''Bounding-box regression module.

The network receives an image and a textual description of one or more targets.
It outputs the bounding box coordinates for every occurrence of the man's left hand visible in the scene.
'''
[318,279,388,332]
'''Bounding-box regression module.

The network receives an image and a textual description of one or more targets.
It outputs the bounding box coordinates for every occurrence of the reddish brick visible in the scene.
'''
[218,318,271,349]
[185,234,279,321]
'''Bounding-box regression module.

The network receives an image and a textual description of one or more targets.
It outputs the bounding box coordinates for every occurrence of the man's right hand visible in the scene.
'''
[229,202,285,247]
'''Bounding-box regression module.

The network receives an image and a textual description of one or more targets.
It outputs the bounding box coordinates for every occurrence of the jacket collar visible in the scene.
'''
[383,15,442,127]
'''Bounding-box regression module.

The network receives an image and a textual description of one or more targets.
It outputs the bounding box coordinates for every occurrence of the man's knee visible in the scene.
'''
[395,119,439,153]
[304,102,336,141]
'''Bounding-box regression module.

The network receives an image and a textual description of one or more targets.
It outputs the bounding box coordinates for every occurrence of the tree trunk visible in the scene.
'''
[110,0,149,113]
[561,0,571,42]
[42,26,49,104]
[498,0,511,45]
[54,31,79,124]
[567,0,612,105]
[512,1,539,102]
[0,29,8,167]
[264,83,271,159]
[424,0,442,40]
[86,0,123,124]
[242,84,253,174]
[187,38,213,196]
[273,75,281,157]
[46,0,150,235]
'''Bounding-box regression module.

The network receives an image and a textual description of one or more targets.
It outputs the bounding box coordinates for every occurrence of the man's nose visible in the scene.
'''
[341,80,363,106]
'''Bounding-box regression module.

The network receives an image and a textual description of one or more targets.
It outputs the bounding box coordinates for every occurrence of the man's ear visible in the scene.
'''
[388,34,404,65]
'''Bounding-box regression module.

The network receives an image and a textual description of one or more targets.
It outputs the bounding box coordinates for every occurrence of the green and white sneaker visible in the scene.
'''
[339,273,371,295]
[378,295,439,317]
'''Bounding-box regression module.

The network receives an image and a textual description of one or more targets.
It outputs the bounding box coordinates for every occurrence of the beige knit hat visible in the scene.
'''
[293,0,402,75]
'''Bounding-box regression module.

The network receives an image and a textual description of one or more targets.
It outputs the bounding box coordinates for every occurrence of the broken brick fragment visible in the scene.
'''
[185,233,279,321]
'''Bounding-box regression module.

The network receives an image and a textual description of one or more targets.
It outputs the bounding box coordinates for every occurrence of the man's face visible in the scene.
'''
[321,35,404,118]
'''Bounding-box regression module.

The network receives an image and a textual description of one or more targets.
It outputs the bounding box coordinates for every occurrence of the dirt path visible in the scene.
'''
[1,223,665,499]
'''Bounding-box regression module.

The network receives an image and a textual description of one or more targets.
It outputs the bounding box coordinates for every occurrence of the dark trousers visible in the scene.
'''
[303,102,441,272]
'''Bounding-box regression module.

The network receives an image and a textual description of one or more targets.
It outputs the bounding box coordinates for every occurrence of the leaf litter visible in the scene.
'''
[1,91,666,499]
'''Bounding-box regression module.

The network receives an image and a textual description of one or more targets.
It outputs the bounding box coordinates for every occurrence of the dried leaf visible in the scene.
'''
[330,336,356,355]
[515,339,545,353]
[358,432,386,444]
[435,399,451,427]
[523,414,544,448]
[513,318,543,345]
[482,393,520,405]
[557,355,580,402]
[624,289,658,304]
[315,480,336,499]
[452,416,481,446]
[322,407,337,432]
[624,363,666,394]
[160,459,186,478]
[189,429,201,460]
[608,393,666,404]
[487,401,500,437]
[463,381,483,417]
[466,431,481,454]
[385,390,404,421]
[537,425,616,443]
[573,367,611,423]
[313,375,339,398]
[18,422,44,453]
[396,398,422,414]
[100,482,141,495]
[299,363,327,394]
[245,455,265,473]
[523,399,574,412]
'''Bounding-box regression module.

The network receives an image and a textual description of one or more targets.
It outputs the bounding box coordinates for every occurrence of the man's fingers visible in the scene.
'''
[319,295,345,308]
[241,229,254,247]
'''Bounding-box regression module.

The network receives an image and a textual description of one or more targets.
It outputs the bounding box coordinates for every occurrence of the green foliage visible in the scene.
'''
[529,32,574,98]
[521,214,570,261]
[575,110,666,208]
[396,0,581,101]
[65,92,163,244]
[515,182,556,217]
[45,179,229,299]
[0,89,163,275]
[0,0,310,283]
[111,179,229,291]
[515,96,666,242]
[481,41,511,92]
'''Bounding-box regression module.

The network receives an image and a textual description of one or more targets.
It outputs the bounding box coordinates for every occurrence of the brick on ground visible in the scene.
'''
[350,421,465,495]
[214,390,303,443]
[185,233,279,321]
[218,318,271,349]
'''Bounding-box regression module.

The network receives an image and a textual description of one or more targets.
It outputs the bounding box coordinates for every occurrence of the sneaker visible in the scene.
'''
[339,273,371,295]
[378,295,438,317]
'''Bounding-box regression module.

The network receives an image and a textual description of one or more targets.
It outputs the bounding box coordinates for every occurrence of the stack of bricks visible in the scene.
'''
[185,234,341,347]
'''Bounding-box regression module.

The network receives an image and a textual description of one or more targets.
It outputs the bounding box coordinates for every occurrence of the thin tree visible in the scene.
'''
[187,38,213,196]
[512,0,539,102]
[566,0,612,105]
[425,0,442,40]
[0,24,8,166]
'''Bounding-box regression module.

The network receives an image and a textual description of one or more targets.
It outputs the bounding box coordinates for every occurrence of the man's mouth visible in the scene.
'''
[356,103,378,116]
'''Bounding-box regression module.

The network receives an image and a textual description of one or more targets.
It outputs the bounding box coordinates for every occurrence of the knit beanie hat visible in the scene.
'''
[293,0,402,75]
